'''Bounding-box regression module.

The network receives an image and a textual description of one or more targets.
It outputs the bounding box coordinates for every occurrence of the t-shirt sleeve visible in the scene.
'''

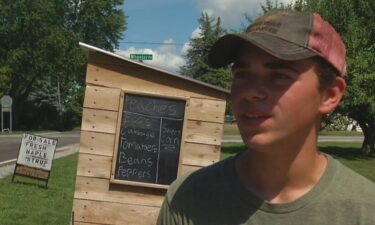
[157,196,178,225]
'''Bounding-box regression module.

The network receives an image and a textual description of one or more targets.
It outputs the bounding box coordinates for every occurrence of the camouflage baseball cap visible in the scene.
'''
[208,10,346,76]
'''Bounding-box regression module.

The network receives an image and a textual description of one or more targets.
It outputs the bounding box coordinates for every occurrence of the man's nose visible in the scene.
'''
[244,81,268,102]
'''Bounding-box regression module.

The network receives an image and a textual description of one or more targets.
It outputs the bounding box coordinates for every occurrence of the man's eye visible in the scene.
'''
[271,73,291,80]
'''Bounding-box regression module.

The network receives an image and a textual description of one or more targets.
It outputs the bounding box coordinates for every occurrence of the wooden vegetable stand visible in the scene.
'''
[72,42,230,225]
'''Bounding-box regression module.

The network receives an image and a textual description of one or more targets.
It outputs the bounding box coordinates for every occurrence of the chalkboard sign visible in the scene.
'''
[113,94,186,187]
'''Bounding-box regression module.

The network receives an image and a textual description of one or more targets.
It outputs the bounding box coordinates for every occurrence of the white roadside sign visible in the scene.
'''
[1,95,12,107]
[17,134,58,171]
[1,95,12,112]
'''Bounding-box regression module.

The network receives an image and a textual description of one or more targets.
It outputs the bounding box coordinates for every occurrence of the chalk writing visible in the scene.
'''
[160,120,182,153]
[125,94,185,119]
[123,112,157,129]
[119,152,153,167]
[117,166,152,179]
[114,94,185,185]
[120,138,158,153]
[127,97,177,116]
[123,128,156,140]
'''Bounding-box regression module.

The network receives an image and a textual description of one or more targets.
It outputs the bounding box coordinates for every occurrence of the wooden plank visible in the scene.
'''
[182,143,221,166]
[73,199,160,225]
[74,176,165,207]
[79,131,115,156]
[86,63,227,101]
[110,92,124,187]
[81,108,118,134]
[110,179,169,190]
[15,165,49,180]
[180,164,202,175]
[187,98,226,123]
[184,120,223,145]
[83,86,121,111]
[87,53,230,99]
[76,153,112,179]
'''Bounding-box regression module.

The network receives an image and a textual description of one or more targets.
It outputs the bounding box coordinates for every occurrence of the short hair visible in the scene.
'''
[313,56,340,91]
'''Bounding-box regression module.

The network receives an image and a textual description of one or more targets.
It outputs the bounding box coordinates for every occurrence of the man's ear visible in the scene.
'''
[319,76,346,114]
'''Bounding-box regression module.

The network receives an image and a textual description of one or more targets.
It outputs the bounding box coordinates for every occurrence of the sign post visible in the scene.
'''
[130,54,153,62]
[1,95,12,133]
[12,133,58,188]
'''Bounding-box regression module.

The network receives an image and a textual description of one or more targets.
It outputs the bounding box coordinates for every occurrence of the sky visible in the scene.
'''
[116,0,293,73]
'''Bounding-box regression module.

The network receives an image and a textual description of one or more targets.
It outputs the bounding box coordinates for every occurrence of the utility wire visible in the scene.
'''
[118,41,191,46]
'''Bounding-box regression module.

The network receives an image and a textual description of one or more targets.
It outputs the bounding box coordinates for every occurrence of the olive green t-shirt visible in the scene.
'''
[157,154,375,225]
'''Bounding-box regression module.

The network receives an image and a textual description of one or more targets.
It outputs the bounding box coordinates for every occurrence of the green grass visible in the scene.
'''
[319,142,375,181]
[223,123,241,135]
[0,130,57,136]
[0,143,373,224]
[0,127,81,136]
[0,153,78,225]
[319,130,363,136]
[221,142,375,182]
[223,123,363,136]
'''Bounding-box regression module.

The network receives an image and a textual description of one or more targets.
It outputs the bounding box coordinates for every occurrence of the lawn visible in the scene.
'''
[319,130,364,136]
[221,142,375,182]
[0,142,373,225]
[223,123,241,135]
[0,130,56,136]
[0,127,81,136]
[0,153,78,225]
[223,123,363,136]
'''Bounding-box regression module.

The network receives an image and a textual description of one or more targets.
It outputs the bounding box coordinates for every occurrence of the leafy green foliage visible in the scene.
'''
[304,0,375,155]
[180,13,232,90]
[259,0,375,155]
[0,0,126,130]
[0,66,11,97]
[261,0,291,12]
[321,114,353,131]
[68,0,127,51]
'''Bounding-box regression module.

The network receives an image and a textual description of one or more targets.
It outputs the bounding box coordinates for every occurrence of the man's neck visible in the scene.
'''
[235,131,327,204]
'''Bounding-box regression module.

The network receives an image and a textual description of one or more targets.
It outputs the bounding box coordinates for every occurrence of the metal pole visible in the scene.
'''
[1,107,3,133]
[57,77,61,106]
[10,108,12,132]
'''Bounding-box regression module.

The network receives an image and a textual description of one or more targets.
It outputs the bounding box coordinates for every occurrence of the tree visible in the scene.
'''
[260,0,375,155]
[180,13,232,90]
[261,0,290,12]
[67,0,127,51]
[0,66,11,97]
[0,0,126,130]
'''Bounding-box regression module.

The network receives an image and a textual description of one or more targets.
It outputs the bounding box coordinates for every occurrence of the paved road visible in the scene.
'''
[222,135,364,143]
[0,131,80,162]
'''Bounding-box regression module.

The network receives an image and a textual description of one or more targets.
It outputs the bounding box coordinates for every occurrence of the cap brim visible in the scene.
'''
[208,32,317,68]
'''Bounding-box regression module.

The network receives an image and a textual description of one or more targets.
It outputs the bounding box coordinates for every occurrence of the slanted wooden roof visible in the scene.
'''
[79,42,230,94]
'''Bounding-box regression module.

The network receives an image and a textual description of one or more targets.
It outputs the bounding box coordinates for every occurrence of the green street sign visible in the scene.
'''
[130,54,153,61]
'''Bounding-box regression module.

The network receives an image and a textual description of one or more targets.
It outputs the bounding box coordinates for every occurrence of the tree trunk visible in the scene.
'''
[359,122,375,156]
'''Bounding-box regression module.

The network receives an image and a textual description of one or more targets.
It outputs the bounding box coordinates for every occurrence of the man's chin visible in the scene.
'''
[241,133,273,149]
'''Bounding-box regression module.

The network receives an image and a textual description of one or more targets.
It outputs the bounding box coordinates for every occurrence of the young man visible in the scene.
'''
[157,10,375,225]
